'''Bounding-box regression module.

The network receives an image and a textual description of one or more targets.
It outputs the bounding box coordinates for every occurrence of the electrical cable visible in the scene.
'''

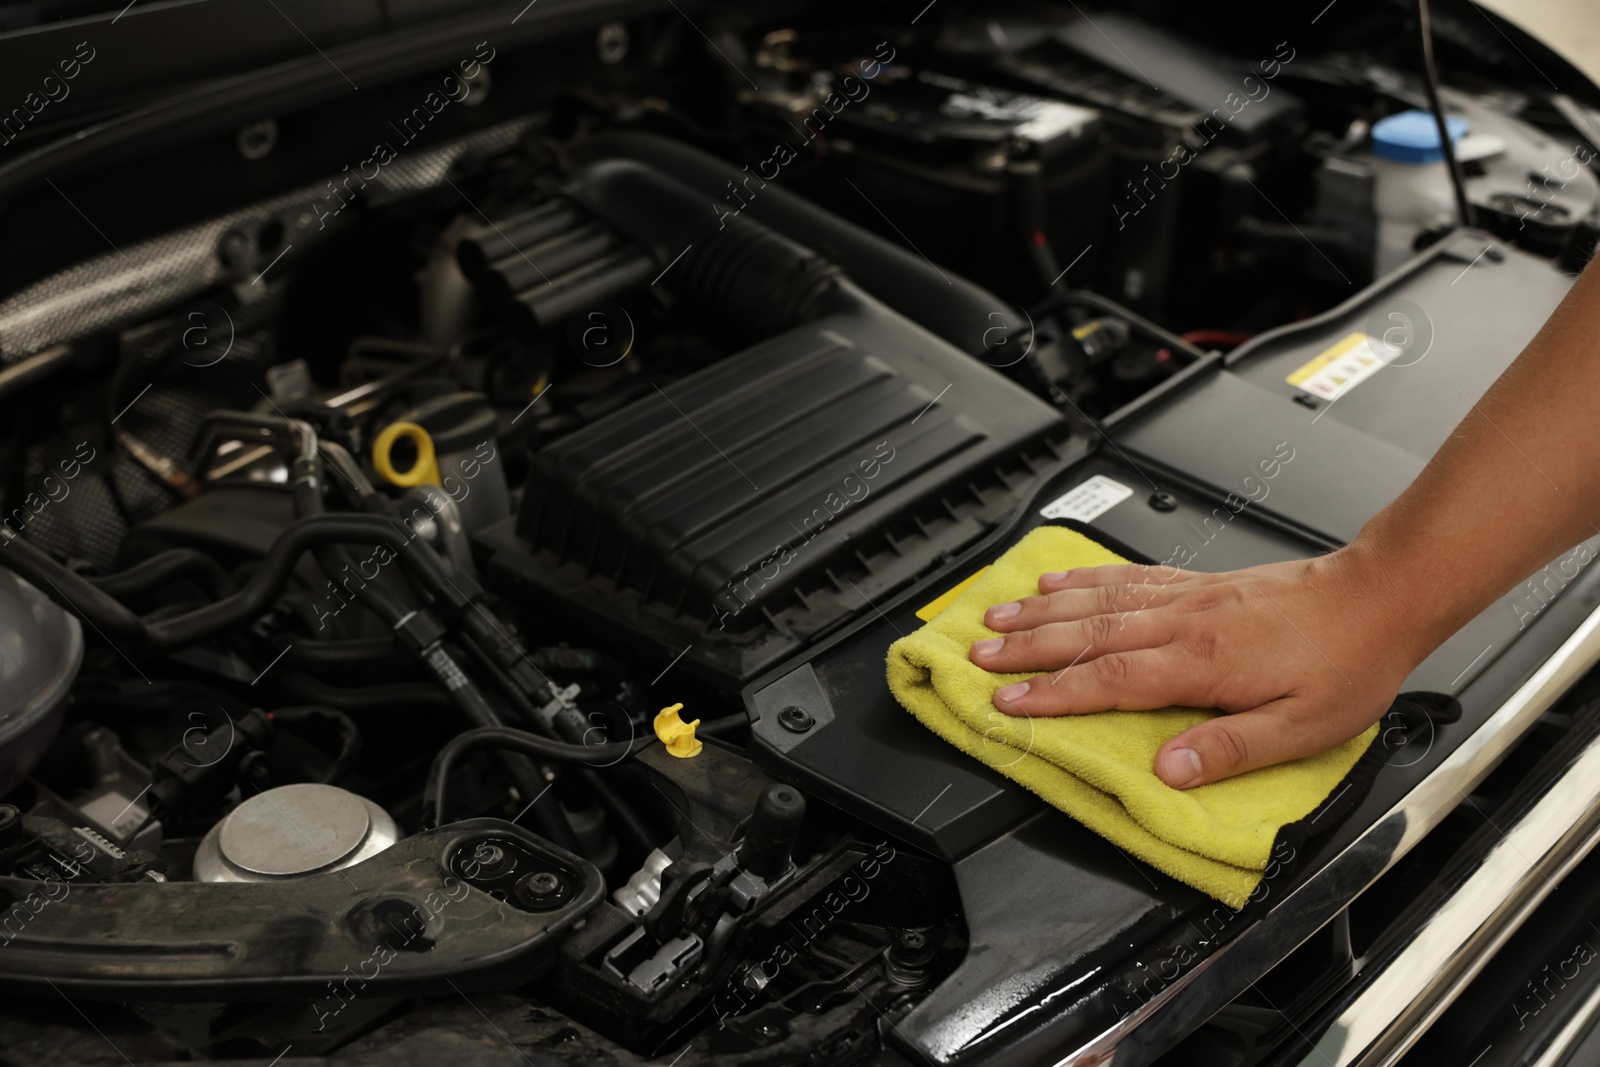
[424,725,653,828]
[574,768,662,853]
[1038,290,1211,365]
[281,432,581,852]
[462,645,662,851]
[269,705,362,785]
[1416,0,1475,228]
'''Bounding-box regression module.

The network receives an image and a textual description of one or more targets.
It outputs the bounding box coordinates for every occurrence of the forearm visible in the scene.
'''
[1342,254,1600,663]
[975,256,1600,786]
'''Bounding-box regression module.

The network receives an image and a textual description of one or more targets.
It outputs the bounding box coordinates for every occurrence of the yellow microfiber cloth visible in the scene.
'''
[886,525,1377,907]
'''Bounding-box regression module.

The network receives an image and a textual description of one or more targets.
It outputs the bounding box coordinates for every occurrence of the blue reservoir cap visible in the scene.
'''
[1372,109,1470,164]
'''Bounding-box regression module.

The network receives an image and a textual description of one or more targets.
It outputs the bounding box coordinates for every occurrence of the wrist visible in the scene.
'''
[1313,537,1443,675]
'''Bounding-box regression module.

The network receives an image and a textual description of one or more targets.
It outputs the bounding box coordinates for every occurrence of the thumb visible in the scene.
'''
[1154,699,1324,789]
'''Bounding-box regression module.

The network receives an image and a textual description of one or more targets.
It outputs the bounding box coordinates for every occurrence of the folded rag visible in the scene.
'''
[886,525,1377,906]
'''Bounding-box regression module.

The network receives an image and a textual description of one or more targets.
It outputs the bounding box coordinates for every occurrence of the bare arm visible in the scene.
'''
[967,254,1600,788]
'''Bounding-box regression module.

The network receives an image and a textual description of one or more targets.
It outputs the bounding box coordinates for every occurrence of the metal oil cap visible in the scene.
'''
[193,783,399,883]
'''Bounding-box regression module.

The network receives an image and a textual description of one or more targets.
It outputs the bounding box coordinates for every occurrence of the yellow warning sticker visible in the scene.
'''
[915,567,991,622]
[1286,333,1384,401]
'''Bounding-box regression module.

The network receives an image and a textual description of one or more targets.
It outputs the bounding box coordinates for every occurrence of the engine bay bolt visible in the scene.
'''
[235,118,278,160]
[467,841,511,878]
[738,962,770,993]
[596,21,629,65]
[1147,491,1178,512]
[352,897,435,952]
[777,706,813,733]
[886,926,939,987]
[514,869,570,911]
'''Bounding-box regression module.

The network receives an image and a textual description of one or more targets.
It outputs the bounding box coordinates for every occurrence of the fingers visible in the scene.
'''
[1153,698,1337,788]
[984,584,1173,632]
[971,610,1175,673]
[988,646,1216,717]
[1038,562,1191,594]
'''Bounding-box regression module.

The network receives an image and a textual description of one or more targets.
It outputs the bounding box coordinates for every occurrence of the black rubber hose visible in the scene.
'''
[458,633,543,729]
[284,441,577,850]
[0,514,473,650]
[317,440,380,505]
[0,530,165,643]
[279,636,404,669]
[286,455,579,851]
[698,715,750,738]
[464,643,662,857]
[289,452,417,628]
[0,344,78,400]
[453,646,632,854]
[404,640,577,851]
[574,767,661,853]
[567,132,1011,357]
[278,671,456,713]
[559,159,849,345]
[424,725,652,828]
[90,548,237,601]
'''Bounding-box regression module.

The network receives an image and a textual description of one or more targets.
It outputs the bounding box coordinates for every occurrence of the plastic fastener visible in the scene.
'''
[654,703,703,758]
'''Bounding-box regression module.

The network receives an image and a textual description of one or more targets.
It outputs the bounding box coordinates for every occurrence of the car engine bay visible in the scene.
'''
[2,2,1600,1065]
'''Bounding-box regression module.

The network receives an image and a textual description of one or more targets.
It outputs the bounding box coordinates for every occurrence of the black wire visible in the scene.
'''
[1036,290,1210,365]
[574,767,662,854]
[424,726,653,828]
[1416,0,1475,228]
[411,641,584,853]
[454,643,660,854]
[0,513,475,650]
[270,705,362,785]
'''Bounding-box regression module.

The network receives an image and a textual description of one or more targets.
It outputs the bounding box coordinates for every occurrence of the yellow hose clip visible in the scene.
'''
[372,421,441,488]
[653,703,702,759]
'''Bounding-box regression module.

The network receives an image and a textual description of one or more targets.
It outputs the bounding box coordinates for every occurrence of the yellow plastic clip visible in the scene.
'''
[653,703,702,759]
[372,421,441,488]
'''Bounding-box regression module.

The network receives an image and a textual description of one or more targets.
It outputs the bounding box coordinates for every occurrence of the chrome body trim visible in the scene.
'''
[1531,979,1600,1067]
[1051,600,1600,1067]
[1297,718,1600,1065]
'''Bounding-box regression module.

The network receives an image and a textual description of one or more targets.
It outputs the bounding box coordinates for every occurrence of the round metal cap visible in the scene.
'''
[194,784,399,883]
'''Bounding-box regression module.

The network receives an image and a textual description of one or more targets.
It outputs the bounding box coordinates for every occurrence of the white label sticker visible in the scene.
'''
[1286,333,1386,401]
[1040,475,1134,522]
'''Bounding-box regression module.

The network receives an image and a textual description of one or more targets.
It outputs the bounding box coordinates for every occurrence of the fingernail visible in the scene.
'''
[995,681,1030,703]
[1040,571,1068,584]
[971,637,1004,657]
[1160,747,1202,787]
[988,602,1021,621]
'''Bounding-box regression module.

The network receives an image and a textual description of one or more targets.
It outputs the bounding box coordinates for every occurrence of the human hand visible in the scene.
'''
[966,547,1426,788]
